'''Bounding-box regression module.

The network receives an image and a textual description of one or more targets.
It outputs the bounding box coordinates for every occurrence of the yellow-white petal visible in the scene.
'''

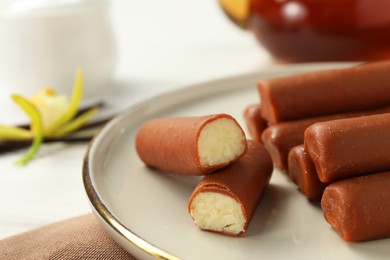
[28,87,68,134]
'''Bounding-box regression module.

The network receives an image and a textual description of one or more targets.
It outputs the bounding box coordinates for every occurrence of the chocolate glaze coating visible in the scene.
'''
[261,106,390,171]
[321,171,390,242]
[261,118,313,172]
[135,114,247,175]
[258,61,390,123]
[242,104,268,143]
[305,113,390,183]
[188,141,273,237]
[288,145,327,201]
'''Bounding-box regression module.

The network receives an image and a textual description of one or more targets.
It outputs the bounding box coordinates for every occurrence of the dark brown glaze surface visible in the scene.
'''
[243,104,268,143]
[305,113,390,183]
[258,61,390,123]
[261,106,390,171]
[321,171,390,242]
[188,141,273,236]
[261,118,311,171]
[288,145,327,201]
[135,114,246,175]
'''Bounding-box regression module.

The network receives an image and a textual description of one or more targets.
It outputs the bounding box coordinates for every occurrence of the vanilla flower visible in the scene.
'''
[0,70,98,165]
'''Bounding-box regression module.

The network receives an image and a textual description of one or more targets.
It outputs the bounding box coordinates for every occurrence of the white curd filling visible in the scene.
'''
[190,192,245,235]
[198,118,245,167]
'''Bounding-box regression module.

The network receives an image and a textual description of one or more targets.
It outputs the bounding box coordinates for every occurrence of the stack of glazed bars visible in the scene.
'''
[243,60,390,242]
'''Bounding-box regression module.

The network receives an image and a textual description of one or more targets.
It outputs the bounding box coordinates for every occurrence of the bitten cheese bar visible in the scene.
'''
[135,114,247,175]
[188,141,273,237]
[321,171,390,242]
[242,104,267,143]
[258,61,390,123]
[304,113,390,183]
[288,145,327,201]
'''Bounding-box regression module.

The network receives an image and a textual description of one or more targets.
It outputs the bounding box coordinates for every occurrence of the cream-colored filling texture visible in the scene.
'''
[198,118,245,167]
[189,192,245,235]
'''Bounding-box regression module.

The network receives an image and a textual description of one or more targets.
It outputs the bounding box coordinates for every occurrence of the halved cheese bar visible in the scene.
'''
[258,61,390,123]
[188,141,273,236]
[135,114,247,175]
[322,171,390,242]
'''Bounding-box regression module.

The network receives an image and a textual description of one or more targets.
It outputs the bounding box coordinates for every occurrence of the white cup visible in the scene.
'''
[0,0,117,98]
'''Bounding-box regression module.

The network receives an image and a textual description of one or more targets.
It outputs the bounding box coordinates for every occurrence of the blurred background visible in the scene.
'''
[108,0,274,104]
[2,0,389,114]
[0,0,272,125]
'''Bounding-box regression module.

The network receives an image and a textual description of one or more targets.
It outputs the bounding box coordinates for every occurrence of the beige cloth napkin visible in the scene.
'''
[0,213,137,260]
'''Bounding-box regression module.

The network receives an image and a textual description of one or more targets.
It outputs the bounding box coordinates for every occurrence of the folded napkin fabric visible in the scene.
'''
[0,213,136,260]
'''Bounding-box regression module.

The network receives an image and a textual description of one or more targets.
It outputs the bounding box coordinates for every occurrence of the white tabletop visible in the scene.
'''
[0,0,273,239]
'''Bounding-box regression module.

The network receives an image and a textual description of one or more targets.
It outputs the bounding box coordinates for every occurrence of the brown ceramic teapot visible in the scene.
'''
[220,0,390,62]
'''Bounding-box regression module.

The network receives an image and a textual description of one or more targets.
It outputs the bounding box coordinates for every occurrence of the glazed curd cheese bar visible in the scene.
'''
[261,106,390,171]
[136,114,247,175]
[188,141,273,237]
[321,171,390,242]
[258,60,390,123]
[242,103,268,143]
[304,113,390,183]
[288,145,327,201]
[261,116,322,171]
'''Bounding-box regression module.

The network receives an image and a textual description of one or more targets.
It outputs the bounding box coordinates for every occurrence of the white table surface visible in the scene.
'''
[0,0,274,239]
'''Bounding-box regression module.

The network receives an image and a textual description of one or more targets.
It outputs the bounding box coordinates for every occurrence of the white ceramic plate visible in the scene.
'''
[83,63,390,260]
